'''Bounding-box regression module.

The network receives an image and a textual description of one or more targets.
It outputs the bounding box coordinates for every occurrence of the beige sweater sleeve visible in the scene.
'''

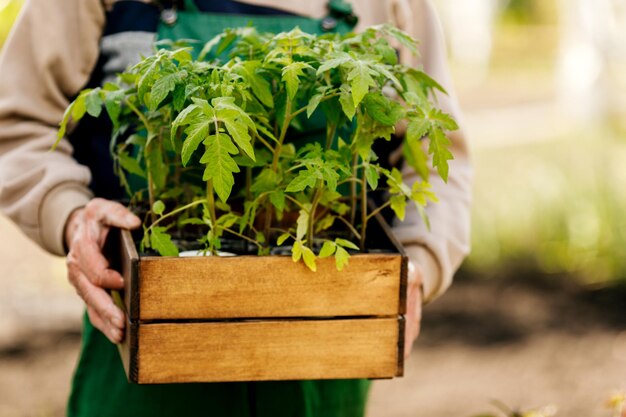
[0,0,106,256]
[389,0,472,303]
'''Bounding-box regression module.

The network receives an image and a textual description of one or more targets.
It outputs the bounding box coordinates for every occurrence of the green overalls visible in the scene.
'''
[67,1,371,416]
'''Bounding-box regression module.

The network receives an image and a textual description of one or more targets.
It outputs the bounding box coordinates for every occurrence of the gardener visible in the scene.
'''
[0,0,471,416]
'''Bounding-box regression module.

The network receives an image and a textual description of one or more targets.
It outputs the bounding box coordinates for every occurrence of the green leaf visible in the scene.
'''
[117,150,146,178]
[269,190,286,213]
[390,194,407,221]
[364,93,405,126]
[200,133,240,202]
[335,246,350,271]
[347,59,376,107]
[429,127,453,182]
[286,170,317,193]
[429,108,459,131]
[403,136,429,181]
[277,233,291,246]
[306,93,324,118]
[217,213,239,229]
[335,238,359,250]
[250,168,278,193]
[104,90,124,128]
[319,241,336,258]
[296,208,309,241]
[149,72,179,111]
[302,246,317,272]
[152,200,165,216]
[339,89,356,121]
[72,92,87,121]
[236,61,274,108]
[181,121,209,166]
[85,89,103,118]
[292,240,303,262]
[282,62,311,100]
[315,214,335,233]
[223,119,255,160]
[150,227,179,257]
[316,52,351,75]
[365,164,379,190]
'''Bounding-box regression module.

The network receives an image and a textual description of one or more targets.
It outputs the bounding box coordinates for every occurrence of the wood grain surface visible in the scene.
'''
[135,317,401,383]
[138,254,403,320]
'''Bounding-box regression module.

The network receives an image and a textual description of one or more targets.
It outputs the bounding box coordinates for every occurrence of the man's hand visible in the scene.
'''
[404,259,423,358]
[64,198,141,343]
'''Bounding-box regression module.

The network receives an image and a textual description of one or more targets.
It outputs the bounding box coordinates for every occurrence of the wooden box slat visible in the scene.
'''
[108,210,407,384]
[135,317,402,384]
[138,254,403,320]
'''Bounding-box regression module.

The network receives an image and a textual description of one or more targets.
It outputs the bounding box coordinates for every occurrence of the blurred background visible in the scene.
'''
[1,0,626,416]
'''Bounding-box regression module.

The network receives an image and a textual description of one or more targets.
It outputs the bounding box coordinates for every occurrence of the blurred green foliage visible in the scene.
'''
[468,127,626,284]
[501,0,557,25]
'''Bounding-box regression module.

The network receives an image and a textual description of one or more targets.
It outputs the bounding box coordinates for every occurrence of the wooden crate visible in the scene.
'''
[108,214,407,384]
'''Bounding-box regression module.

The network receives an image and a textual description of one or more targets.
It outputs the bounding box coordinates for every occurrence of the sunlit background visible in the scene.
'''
[1,0,626,416]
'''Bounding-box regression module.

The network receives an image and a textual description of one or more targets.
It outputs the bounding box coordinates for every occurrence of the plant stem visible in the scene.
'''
[326,122,337,150]
[350,152,359,225]
[335,215,362,241]
[272,97,292,172]
[222,227,262,249]
[284,194,306,210]
[308,186,322,245]
[366,200,392,222]
[360,167,368,251]
[147,199,208,230]
[125,99,150,131]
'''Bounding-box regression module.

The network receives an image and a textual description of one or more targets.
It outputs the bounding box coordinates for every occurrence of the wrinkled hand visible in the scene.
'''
[404,259,423,358]
[64,198,141,343]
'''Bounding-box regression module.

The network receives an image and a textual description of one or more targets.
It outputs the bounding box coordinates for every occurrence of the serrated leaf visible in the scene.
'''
[302,246,317,272]
[282,62,311,100]
[363,93,405,126]
[181,121,209,166]
[200,133,240,202]
[286,170,317,193]
[152,200,165,216]
[429,108,459,131]
[236,61,274,108]
[348,60,376,107]
[335,238,359,250]
[150,227,179,257]
[335,246,350,271]
[296,208,309,241]
[316,52,351,75]
[429,127,453,182]
[149,72,178,111]
[390,194,407,221]
[321,165,339,192]
[223,119,255,160]
[277,233,291,246]
[319,241,336,258]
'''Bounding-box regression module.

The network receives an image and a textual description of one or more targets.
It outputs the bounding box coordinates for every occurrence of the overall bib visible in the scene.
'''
[67,1,371,416]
